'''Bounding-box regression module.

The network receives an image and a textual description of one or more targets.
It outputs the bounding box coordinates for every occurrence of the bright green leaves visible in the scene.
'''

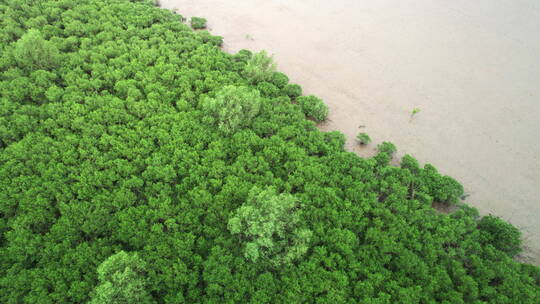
[297,95,329,122]
[478,215,522,257]
[243,50,277,83]
[13,29,60,71]
[228,187,312,266]
[283,83,302,99]
[190,16,207,30]
[0,0,538,303]
[90,251,153,304]
[357,132,371,145]
[374,141,397,166]
[270,72,289,88]
[201,85,261,135]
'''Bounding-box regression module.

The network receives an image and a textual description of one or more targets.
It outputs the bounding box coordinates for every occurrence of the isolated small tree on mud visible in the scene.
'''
[243,50,277,83]
[357,132,371,145]
[201,85,261,134]
[228,187,312,266]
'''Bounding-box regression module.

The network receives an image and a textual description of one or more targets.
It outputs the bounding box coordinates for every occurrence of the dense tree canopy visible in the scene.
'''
[0,0,538,303]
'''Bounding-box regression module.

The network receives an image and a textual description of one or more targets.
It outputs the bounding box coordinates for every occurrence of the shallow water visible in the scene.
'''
[159,0,540,263]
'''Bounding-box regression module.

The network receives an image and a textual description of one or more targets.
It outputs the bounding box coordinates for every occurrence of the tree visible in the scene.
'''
[90,251,153,304]
[1,0,538,302]
[13,29,60,70]
[201,85,261,134]
[227,187,312,266]
[283,83,302,99]
[297,95,328,122]
[478,215,522,256]
[243,50,277,83]
[357,132,371,145]
[190,17,207,29]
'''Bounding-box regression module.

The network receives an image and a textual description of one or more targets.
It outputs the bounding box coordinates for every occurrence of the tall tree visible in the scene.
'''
[228,187,312,266]
[90,251,153,304]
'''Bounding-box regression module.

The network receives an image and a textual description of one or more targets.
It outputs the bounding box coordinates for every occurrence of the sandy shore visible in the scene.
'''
[159,0,540,263]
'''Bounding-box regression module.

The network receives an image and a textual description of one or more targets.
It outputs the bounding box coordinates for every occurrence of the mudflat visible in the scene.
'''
[159,0,540,263]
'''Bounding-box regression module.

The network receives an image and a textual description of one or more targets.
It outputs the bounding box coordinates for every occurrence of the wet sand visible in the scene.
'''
[159,0,540,263]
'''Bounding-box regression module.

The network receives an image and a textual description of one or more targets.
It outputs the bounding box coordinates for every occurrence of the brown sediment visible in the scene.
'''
[159,0,540,264]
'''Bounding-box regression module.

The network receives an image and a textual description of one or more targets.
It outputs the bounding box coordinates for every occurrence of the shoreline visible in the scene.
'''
[159,0,540,264]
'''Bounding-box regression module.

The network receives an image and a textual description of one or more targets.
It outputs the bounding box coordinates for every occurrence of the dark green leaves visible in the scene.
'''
[0,1,537,303]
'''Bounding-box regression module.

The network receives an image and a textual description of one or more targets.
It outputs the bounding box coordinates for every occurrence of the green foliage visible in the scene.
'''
[13,29,60,70]
[0,0,537,303]
[324,131,346,151]
[256,81,280,97]
[232,49,252,63]
[243,50,277,83]
[201,85,261,134]
[196,30,223,47]
[228,187,312,266]
[357,132,371,145]
[297,95,329,122]
[478,215,522,256]
[190,16,207,29]
[283,83,302,99]
[90,251,153,304]
[377,141,397,155]
[270,72,289,88]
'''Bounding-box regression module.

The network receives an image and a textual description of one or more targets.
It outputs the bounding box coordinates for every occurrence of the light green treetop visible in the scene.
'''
[13,29,60,70]
[201,85,261,134]
[228,187,312,266]
[90,251,153,304]
[243,50,277,83]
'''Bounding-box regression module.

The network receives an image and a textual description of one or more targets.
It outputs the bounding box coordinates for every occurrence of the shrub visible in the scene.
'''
[243,50,276,83]
[357,132,371,145]
[196,30,223,46]
[324,131,346,151]
[190,16,207,29]
[232,49,252,63]
[411,107,421,117]
[201,85,261,134]
[256,81,280,97]
[228,187,312,266]
[13,29,60,70]
[400,154,420,174]
[377,141,397,155]
[283,83,302,99]
[270,72,289,88]
[420,164,464,205]
[374,141,397,166]
[478,215,522,256]
[297,95,328,122]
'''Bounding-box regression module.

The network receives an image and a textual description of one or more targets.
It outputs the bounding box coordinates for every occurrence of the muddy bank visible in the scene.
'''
[159,0,540,263]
